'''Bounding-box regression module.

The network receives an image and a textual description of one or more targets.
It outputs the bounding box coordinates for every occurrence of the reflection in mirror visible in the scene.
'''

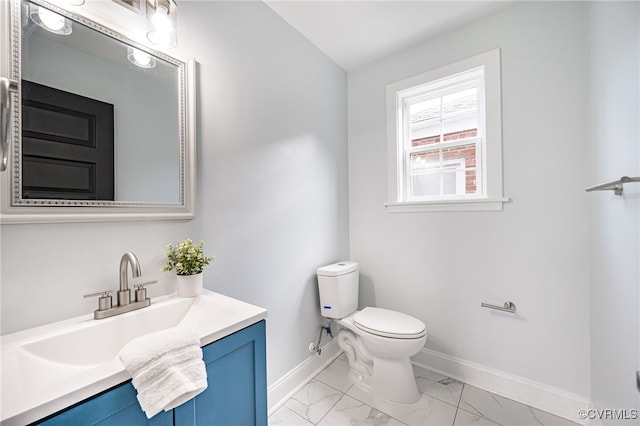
[1,0,195,223]
[21,0,180,203]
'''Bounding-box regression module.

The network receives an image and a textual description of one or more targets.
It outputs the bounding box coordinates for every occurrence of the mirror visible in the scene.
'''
[1,0,195,223]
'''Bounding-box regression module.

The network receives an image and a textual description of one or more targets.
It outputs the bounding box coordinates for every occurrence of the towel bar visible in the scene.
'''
[481,301,516,313]
[586,176,640,196]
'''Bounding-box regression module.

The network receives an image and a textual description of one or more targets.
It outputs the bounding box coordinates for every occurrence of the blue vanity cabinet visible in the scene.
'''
[35,321,267,426]
[174,320,268,426]
[36,383,173,426]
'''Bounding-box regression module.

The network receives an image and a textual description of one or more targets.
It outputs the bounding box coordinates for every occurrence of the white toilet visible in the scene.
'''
[317,261,427,404]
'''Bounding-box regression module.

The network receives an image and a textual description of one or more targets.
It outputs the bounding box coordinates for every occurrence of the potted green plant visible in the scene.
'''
[162,239,215,297]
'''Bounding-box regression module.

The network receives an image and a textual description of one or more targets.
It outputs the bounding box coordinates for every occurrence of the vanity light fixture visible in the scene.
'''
[29,5,72,35]
[68,0,85,6]
[127,47,157,68]
[146,0,177,49]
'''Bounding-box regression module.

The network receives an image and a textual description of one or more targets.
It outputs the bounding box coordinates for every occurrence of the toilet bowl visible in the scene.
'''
[336,307,426,403]
[317,261,427,404]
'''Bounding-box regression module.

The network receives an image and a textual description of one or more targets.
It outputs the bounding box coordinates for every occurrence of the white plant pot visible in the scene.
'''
[176,272,203,298]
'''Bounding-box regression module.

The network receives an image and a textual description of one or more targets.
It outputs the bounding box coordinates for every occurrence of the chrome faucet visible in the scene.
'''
[84,252,157,320]
[118,252,141,306]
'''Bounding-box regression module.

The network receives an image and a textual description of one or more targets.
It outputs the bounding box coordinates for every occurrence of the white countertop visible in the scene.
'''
[0,290,267,425]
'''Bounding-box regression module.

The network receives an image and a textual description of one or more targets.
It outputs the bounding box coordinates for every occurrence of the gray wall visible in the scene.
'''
[178,0,349,384]
[0,220,194,332]
[1,0,350,388]
[587,2,640,420]
[347,2,592,396]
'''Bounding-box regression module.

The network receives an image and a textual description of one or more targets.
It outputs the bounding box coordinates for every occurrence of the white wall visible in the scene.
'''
[1,1,350,389]
[348,1,591,397]
[587,2,640,420]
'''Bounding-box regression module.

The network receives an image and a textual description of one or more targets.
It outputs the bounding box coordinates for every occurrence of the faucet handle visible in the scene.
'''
[133,280,158,302]
[84,290,113,311]
[133,280,158,289]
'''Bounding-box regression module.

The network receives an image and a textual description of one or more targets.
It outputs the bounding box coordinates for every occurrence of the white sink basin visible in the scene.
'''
[20,297,194,366]
[1,290,267,426]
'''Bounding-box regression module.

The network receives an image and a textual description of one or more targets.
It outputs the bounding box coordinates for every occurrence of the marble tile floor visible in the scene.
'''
[269,354,580,426]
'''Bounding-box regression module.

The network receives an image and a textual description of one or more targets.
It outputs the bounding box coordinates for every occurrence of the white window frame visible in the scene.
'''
[386,49,507,212]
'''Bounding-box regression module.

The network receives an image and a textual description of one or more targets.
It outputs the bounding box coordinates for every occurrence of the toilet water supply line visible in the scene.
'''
[308,321,333,355]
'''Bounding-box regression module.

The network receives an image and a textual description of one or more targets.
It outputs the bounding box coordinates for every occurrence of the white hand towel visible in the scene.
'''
[118,327,208,418]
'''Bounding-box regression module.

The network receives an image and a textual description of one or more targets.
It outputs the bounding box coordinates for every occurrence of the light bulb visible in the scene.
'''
[135,51,151,66]
[30,5,72,35]
[146,0,177,48]
[151,5,172,31]
[38,8,65,31]
[127,47,156,68]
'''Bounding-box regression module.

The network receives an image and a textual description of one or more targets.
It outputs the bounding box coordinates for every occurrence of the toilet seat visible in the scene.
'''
[354,307,426,339]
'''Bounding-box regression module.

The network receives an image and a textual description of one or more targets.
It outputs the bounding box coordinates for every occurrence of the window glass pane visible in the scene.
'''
[410,97,441,121]
[410,150,449,197]
[410,150,439,173]
[442,170,459,195]
[465,169,477,194]
[443,125,478,142]
[442,118,478,140]
[409,141,478,197]
[411,168,474,197]
[442,88,477,117]
[442,87,478,140]
[443,142,477,195]
[409,98,440,145]
[441,142,476,169]
[411,172,440,197]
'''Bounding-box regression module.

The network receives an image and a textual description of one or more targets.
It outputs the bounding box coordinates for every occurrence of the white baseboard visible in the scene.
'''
[267,342,592,424]
[267,339,342,415]
[412,348,591,425]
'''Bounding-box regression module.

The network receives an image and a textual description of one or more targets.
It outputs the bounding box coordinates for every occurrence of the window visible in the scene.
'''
[386,49,506,212]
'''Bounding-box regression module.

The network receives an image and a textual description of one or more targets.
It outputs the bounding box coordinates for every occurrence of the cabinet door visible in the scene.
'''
[174,321,267,426]
[36,382,172,426]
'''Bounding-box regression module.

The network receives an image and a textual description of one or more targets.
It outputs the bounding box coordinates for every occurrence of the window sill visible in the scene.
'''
[385,197,510,213]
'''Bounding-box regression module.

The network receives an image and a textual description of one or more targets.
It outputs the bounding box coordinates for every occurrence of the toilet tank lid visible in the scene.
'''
[317,261,359,277]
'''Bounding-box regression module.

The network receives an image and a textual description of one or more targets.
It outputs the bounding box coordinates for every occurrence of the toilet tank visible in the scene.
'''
[316,261,359,319]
